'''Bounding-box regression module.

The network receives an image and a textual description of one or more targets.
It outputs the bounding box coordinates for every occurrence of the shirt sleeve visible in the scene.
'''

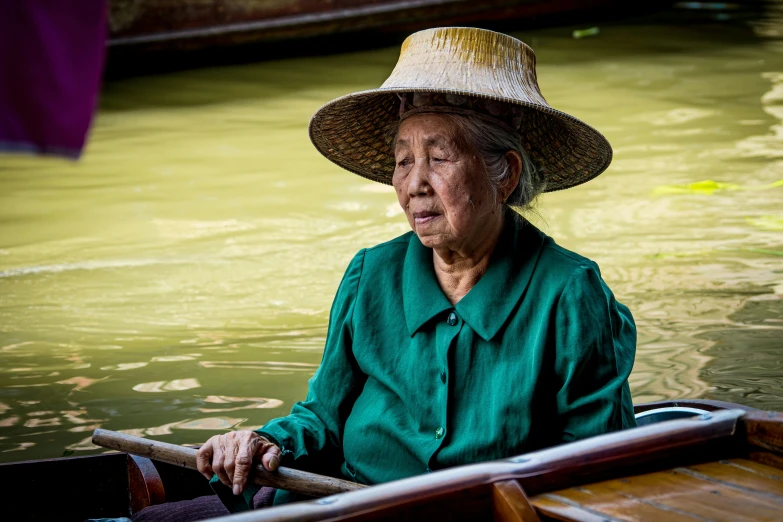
[255,249,367,470]
[553,263,637,443]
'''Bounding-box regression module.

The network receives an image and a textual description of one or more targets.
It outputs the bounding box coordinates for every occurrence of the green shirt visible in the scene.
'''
[258,220,636,505]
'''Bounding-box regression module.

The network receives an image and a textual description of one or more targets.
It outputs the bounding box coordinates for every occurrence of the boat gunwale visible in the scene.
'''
[207,407,750,521]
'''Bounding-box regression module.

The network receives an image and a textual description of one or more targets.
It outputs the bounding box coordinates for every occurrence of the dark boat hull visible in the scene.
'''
[0,451,211,522]
[107,0,637,50]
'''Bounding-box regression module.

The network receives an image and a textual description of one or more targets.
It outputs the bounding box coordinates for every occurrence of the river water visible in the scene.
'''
[1,4,782,462]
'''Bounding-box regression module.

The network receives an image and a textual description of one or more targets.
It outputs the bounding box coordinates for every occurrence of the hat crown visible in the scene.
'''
[308,26,612,193]
[380,27,548,107]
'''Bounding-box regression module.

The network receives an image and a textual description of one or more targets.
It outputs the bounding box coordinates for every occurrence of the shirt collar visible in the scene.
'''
[402,220,546,340]
[402,232,453,336]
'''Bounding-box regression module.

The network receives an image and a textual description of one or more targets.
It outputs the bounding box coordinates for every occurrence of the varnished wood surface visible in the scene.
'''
[491,480,541,522]
[127,454,166,513]
[530,458,783,522]
[746,410,783,455]
[208,410,745,521]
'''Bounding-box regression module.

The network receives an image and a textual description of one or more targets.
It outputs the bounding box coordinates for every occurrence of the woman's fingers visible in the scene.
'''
[212,439,230,486]
[231,435,260,495]
[195,431,281,494]
[196,438,215,480]
[261,443,282,472]
[223,438,238,486]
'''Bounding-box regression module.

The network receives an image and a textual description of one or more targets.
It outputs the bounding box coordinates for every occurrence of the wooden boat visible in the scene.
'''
[107,0,648,51]
[2,399,782,521]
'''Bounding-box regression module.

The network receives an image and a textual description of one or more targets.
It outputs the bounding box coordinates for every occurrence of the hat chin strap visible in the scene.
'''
[399,105,521,137]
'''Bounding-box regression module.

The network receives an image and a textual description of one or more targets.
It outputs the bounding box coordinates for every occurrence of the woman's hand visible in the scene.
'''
[196,430,282,495]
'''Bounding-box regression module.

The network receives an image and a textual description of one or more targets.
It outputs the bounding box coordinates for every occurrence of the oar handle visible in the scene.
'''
[91,428,366,498]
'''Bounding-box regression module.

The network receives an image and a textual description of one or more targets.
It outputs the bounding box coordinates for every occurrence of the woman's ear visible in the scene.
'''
[501,150,523,202]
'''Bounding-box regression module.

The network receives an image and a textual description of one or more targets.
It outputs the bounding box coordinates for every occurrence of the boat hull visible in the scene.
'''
[108,0,637,50]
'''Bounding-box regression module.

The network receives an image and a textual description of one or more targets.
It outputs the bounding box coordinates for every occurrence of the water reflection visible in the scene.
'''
[198,395,283,412]
[199,361,319,372]
[151,355,200,361]
[0,4,782,461]
[65,416,249,451]
[100,362,148,371]
[132,378,201,392]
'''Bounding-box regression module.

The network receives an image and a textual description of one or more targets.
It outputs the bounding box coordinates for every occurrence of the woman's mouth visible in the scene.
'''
[413,211,441,225]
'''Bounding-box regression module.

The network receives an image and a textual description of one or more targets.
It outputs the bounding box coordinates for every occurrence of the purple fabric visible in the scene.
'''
[130,488,277,522]
[130,495,230,522]
[0,1,107,158]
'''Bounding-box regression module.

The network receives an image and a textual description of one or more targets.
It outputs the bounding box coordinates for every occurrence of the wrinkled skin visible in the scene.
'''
[196,113,522,495]
[196,431,281,495]
[393,113,522,303]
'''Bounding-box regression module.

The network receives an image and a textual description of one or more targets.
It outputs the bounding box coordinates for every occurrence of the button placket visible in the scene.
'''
[427,309,459,472]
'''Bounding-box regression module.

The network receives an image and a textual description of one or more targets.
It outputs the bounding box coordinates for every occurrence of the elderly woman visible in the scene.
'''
[134,27,635,520]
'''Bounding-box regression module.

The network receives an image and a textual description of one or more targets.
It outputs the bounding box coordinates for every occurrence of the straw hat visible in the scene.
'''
[309,27,612,192]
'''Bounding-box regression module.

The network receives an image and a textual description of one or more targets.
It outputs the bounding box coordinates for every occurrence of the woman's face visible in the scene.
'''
[392,113,500,252]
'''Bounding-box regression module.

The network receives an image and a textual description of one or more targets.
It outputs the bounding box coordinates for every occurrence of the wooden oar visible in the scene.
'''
[92,429,367,498]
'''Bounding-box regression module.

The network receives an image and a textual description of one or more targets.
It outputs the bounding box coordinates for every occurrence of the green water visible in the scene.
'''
[1,6,782,462]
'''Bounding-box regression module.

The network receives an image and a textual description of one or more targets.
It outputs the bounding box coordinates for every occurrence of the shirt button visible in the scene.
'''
[446,312,458,326]
[435,426,445,439]
[440,370,447,383]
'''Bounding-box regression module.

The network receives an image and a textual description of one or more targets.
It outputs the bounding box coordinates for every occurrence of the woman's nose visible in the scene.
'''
[407,159,431,197]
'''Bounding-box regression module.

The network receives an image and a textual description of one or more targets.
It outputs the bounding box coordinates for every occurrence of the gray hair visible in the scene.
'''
[388,112,546,220]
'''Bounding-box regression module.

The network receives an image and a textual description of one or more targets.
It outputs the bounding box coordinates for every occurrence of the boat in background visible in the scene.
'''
[107,0,652,51]
[3,399,782,521]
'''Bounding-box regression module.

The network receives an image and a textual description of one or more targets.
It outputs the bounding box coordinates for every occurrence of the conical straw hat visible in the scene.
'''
[309,27,612,192]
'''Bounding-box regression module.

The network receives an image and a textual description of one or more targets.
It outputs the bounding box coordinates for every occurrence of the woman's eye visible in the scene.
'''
[397,158,412,167]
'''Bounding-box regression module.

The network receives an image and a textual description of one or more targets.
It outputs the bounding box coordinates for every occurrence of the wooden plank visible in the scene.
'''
[532,495,625,522]
[537,464,783,522]
[622,470,783,519]
[681,460,783,500]
[750,451,783,471]
[744,410,783,456]
[720,458,783,481]
[491,480,541,522]
[534,486,716,522]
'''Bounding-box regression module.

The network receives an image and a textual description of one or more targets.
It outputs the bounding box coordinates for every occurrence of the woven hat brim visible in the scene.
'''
[309,88,613,193]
